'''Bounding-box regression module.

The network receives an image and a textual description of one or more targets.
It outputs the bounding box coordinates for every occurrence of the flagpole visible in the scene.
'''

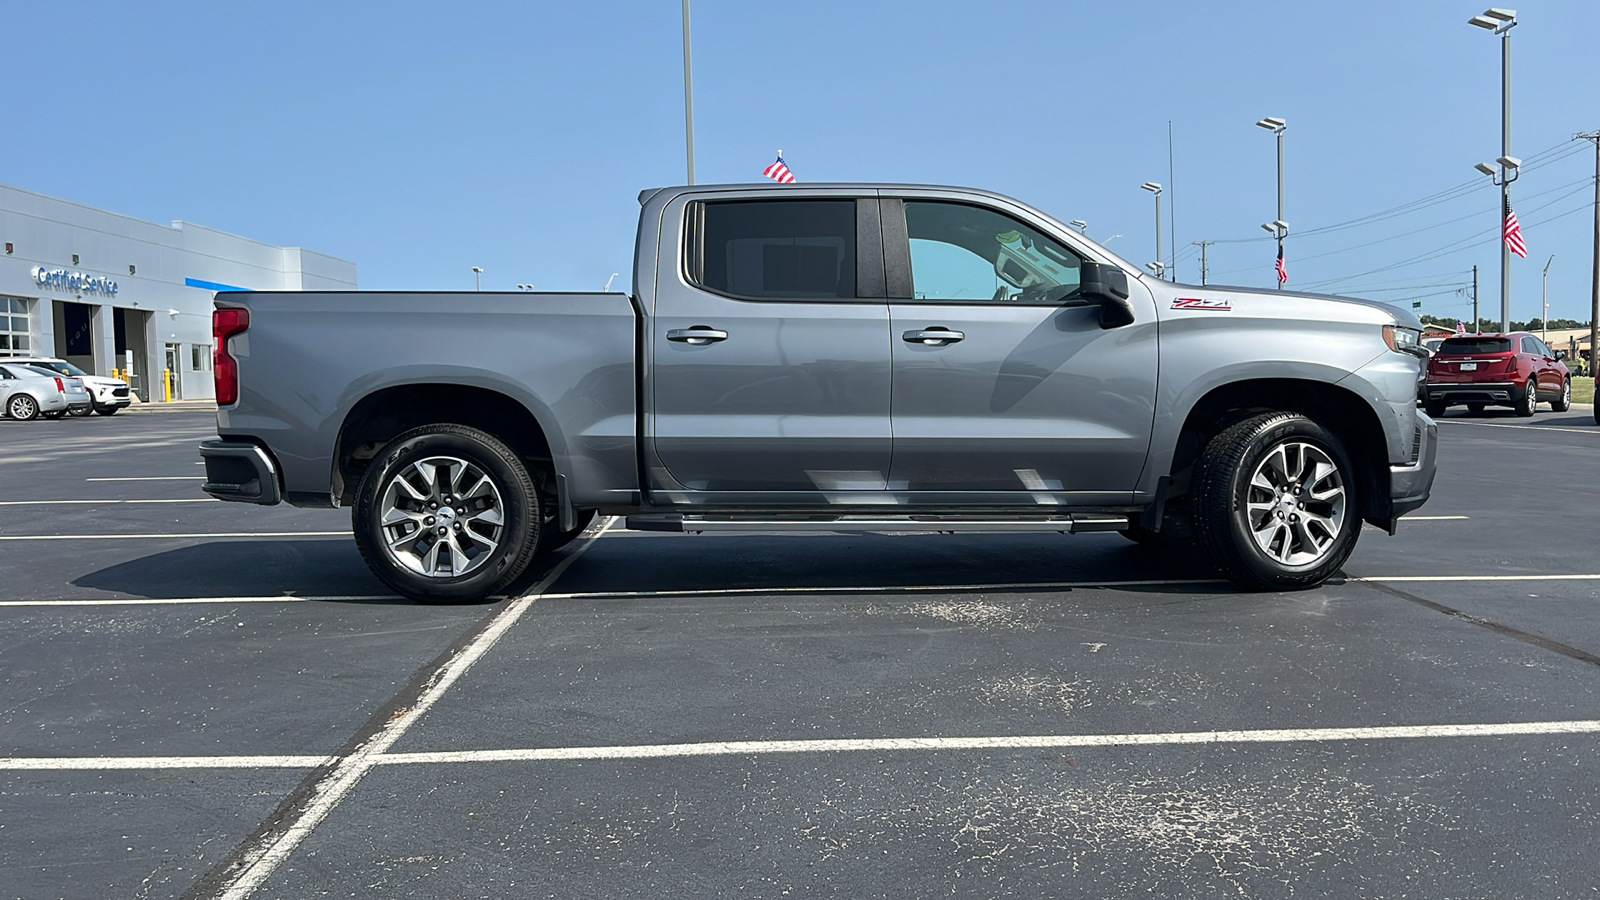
[681,0,696,185]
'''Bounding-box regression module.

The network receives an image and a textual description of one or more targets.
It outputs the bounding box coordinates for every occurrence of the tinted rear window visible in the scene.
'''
[1438,337,1512,354]
[691,200,856,300]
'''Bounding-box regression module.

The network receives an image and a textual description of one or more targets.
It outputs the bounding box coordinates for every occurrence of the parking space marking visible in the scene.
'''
[1402,515,1469,520]
[85,476,207,481]
[1439,420,1599,436]
[0,755,332,771]
[1355,574,1600,583]
[5,719,1596,773]
[0,499,217,506]
[0,596,392,607]
[0,531,349,541]
[209,517,616,900]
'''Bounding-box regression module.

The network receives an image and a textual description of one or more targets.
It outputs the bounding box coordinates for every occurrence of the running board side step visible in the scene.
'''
[624,515,1130,534]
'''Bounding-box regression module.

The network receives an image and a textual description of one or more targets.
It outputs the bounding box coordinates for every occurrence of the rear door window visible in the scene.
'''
[1438,337,1512,355]
[688,200,857,300]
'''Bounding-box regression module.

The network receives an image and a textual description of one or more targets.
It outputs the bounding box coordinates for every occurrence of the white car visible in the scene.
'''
[0,362,69,420]
[4,356,132,415]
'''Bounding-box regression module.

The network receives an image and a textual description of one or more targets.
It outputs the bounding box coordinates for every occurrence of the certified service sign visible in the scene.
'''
[31,267,119,296]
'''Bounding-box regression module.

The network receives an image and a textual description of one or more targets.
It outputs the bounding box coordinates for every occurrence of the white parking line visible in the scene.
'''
[212,516,617,900]
[0,531,348,541]
[1440,420,1599,436]
[5,719,1596,772]
[1354,574,1600,583]
[85,476,206,481]
[1403,515,1469,520]
[0,596,391,607]
[0,499,216,506]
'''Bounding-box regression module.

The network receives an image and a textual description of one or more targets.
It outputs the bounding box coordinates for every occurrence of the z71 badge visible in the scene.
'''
[1172,297,1232,311]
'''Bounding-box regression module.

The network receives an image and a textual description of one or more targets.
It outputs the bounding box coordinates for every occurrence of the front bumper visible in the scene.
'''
[199,440,282,504]
[1425,381,1518,404]
[1386,413,1438,526]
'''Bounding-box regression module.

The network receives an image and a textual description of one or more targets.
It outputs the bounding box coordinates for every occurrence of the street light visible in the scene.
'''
[1257,116,1287,289]
[471,266,483,292]
[1140,182,1163,279]
[1069,220,1088,235]
[603,273,619,292]
[1542,254,1554,341]
[1469,6,1518,332]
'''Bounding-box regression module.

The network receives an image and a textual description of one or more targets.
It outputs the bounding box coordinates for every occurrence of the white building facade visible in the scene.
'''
[0,183,355,402]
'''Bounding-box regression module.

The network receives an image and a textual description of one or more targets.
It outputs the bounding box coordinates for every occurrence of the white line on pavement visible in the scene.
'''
[0,755,333,771]
[1354,574,1600,583]
[0,531,348,541]
[85,476,206,481]
[1403,515,1469,520]
[212,516,617,900]
[1440,420,1599,436]
[6,719,1596,772]
[0,499,216,506]
[0,596,392,607]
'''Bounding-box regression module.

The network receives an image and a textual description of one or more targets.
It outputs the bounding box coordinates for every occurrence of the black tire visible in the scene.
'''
[1423,398,1447,418]
[68,405,93,417]
[352,424,540,604]
[1551,377,1572,413]
[1192,412,1361,591]
[1515,379,1537,417]
[7,394,39,421]
[1465,403,1486,415]
[41,409,65,420]
[538,509,598,554]
[94,406,119,416]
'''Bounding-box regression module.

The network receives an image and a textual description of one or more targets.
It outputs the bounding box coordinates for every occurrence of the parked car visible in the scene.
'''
[3,357,131,415]
[13,364,90,417]
[0,362,69,420]
[201,182,1437,603]
[1422,332,1570,417]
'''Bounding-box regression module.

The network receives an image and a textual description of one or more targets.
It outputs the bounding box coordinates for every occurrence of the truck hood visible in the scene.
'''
[1146,278,1422,329]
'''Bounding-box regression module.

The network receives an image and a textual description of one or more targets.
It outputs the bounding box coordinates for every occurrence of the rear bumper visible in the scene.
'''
[1387,414,1437,524]
[199,440,282,504]
[1425,381,1518,404]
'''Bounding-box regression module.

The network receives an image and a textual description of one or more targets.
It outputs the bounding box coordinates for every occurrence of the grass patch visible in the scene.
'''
[1574,377,1596,406]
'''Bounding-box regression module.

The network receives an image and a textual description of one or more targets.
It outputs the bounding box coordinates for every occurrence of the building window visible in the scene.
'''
[0,297,30,356]
[192,344,212,371]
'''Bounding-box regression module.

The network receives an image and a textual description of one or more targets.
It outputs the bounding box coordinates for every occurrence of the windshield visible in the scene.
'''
[34,360,90,377]
[1438,337,1512,355]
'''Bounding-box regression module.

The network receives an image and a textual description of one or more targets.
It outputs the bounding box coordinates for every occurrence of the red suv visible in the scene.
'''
[1424,332,1570,417]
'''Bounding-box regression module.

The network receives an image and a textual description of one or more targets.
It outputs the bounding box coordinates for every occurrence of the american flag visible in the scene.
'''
[1503,197,1527,259]
[1274,245,1287,284]
[762,152,795,184]
[1455,319,1466,334]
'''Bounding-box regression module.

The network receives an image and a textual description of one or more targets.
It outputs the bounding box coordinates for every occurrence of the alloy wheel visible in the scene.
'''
[1244,440,1347,567]
[377,455,505,578]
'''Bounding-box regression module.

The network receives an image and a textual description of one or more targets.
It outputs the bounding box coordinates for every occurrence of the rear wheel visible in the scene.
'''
[352,424,540,604]
[7,394,39,421]
[1423,398,1447,418]
[1192,412,1361,591]
[1465,402,1486,415]
[1515,380,1537,417]
[68,405,92,417]
[1552,378,1572,412]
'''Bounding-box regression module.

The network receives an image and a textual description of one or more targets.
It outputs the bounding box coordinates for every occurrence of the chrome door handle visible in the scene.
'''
[667,326,730,345]
[902,328,965,345]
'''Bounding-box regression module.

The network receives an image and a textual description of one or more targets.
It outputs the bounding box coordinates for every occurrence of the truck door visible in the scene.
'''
[882,197,1158,504]
[647,195,893,498]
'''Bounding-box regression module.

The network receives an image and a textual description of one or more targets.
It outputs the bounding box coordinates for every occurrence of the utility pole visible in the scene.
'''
[681,0,696,185]
[1579,132,1600,379]
[1472,265,1479,333]
[1191,241,1214,285]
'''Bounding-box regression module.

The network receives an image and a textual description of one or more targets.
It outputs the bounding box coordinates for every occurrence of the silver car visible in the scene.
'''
[0,362,69,420]
[14,364,91,417]
[4,356,132,415]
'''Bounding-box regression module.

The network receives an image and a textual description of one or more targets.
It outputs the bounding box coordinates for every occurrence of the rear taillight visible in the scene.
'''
[213,308,250,406]
[53,377,64,392]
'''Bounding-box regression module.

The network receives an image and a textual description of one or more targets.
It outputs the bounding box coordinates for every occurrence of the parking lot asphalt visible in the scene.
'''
[2,409,1599,899]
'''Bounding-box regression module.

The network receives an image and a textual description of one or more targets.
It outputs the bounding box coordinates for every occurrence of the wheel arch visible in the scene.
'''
[1163,378,1390,528]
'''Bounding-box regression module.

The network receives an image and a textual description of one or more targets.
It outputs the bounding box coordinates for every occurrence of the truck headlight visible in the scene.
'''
[1383,325,1422,355]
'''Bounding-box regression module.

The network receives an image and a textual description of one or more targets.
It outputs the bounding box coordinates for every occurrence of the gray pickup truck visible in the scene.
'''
[200,183,1437,603]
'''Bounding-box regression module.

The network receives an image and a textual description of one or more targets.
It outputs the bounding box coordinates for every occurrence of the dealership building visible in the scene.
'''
[0,183,355,402]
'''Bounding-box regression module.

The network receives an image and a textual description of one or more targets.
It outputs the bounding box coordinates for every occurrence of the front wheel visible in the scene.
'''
[1552,378,1572,412]
[94,406,119,416]
[1192,413,1361,591]
[352,424,540,604]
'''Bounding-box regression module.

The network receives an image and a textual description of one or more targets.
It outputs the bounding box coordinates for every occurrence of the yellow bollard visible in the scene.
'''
[163,368,172,403]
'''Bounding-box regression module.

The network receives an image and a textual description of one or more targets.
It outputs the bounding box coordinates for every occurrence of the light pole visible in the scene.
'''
[1140,183,1163,279]
[1069,220,1088,236]
[1469,8,1518,332]
[1256,117,1286,289]
[682,0,696,184]
[1542,254,1554,341]
[471,266,482,292]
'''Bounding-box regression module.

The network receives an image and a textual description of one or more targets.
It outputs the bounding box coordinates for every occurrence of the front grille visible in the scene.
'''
[1411,425,1422,463]
[112,387,129,398]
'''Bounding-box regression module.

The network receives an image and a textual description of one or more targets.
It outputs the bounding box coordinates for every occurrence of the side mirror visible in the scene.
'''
[1556,350,1568,361]
[1078,262,1134,329]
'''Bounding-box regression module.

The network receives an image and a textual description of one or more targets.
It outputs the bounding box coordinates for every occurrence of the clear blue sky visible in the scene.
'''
[7,1,1599,322]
